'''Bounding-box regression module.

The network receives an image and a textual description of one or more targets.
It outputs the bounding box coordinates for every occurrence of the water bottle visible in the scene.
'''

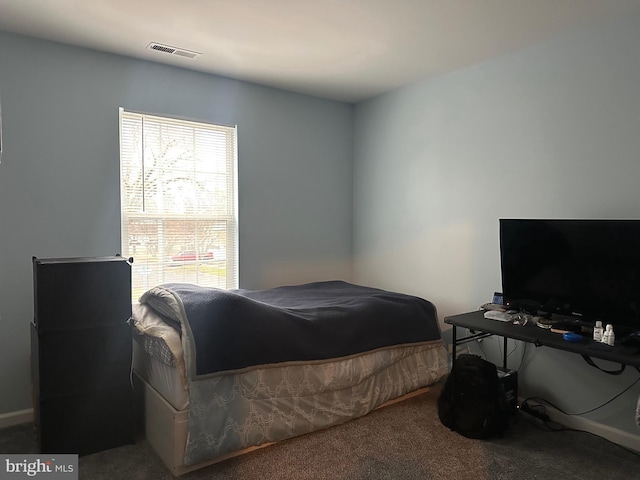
[607,324,615,346]
[593,320,603,342]
[603,324,615,346]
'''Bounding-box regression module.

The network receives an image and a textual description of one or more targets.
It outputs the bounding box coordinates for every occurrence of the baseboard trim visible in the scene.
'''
[0,408,34,429]
[520,399,640,453]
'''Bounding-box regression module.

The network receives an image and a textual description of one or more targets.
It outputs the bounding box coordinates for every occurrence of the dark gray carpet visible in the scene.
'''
[1,386,638,479]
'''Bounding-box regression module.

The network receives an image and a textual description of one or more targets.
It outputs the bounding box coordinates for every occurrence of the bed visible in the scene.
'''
[131,280,449,476]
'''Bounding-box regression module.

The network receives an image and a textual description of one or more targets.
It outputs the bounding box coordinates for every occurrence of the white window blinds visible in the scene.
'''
[119,108,238,301]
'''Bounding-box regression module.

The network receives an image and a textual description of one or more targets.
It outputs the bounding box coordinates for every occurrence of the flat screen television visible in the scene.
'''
[499,219,640,334]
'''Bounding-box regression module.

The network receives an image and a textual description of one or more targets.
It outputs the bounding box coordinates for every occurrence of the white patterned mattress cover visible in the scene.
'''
[133,336,189,411]
[134,330,448,466]
[131,294,449,467]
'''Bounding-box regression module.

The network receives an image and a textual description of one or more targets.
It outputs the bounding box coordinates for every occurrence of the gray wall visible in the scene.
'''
[353,15,640,438]
[0,32,353,415]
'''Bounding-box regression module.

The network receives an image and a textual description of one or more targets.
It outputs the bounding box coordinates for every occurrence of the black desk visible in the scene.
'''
[445,311,640,370]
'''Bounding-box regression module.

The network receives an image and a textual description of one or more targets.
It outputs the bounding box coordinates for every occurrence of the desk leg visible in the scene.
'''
[503,336,508,369]
[451,325,457,371]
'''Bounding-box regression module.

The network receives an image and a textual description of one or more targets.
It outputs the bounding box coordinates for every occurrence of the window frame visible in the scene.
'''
[119,108,239,301]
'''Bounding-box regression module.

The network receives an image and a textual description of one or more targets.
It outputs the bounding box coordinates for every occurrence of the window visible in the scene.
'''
[119,109,238,301]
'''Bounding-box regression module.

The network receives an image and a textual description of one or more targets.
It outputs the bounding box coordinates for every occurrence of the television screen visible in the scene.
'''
[499,219,640,333]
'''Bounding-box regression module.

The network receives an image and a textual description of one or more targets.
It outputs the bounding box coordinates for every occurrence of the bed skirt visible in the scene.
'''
[134,341,448,476]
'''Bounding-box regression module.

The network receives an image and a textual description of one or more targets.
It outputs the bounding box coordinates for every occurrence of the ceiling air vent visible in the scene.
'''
[147,42,200,59]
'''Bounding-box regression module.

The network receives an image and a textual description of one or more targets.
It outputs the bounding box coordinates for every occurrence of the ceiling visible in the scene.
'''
[1,0,640,103]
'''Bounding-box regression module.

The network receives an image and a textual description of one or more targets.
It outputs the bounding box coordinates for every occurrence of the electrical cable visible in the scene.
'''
[518,413,640,459]
[495,336,527,373]
[505,337,519,359]
[521,366,640,416]
[515,341,528,372]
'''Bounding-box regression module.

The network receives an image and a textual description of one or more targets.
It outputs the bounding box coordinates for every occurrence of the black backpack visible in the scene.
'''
[437,354,510,439]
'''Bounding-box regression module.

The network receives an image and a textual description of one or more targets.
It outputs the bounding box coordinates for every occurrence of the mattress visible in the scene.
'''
[133,330,448,468]
[132,333,448,418]
[133,336,189,411]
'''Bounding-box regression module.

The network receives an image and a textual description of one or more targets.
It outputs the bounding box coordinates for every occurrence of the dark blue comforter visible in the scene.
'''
[140,280,441,375]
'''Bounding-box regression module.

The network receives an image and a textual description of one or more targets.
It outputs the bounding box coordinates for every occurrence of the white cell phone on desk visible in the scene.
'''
[483,310,513,322]
[480,303,506,312]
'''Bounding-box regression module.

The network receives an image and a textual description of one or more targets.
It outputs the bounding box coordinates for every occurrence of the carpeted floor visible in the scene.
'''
[1,386,638,479]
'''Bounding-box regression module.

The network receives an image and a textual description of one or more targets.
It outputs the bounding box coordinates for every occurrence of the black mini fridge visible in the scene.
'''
[31,255,134,455]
